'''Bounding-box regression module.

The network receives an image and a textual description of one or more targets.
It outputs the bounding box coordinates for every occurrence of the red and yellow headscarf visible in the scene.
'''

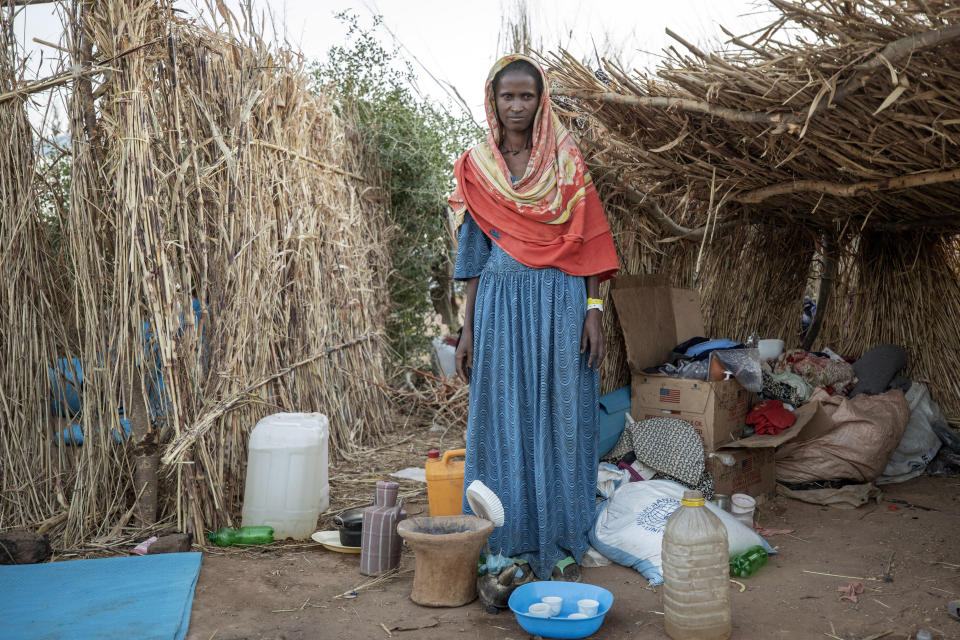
[448,54,618,281]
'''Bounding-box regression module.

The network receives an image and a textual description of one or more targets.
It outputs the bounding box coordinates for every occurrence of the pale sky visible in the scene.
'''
[17,0,777,130]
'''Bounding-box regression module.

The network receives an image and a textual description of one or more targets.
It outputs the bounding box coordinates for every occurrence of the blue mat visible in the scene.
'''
[0,552,202,640]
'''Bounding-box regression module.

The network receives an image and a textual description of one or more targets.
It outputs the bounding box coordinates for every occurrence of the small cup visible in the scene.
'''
[567,612,588,619]
[528,602,551,618]
[577,598,599,617]
[541,596,562,617]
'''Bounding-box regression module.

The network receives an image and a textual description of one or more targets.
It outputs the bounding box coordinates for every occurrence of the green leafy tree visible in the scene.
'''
[311,13,480,366]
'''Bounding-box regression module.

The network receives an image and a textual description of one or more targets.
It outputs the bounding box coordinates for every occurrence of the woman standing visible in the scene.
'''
[449,54,618,581]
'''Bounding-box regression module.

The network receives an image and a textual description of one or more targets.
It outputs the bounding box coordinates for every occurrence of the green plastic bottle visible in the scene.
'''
[207,526,274,547]
[729,545,768,578]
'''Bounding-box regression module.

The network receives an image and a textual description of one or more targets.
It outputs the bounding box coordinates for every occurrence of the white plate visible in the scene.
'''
[311,530,361,554]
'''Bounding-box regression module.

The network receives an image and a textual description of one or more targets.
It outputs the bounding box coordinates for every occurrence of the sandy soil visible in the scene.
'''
[185,474,960,640]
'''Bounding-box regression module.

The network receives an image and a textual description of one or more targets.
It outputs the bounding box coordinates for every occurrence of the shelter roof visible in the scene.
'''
[547,0,960,236]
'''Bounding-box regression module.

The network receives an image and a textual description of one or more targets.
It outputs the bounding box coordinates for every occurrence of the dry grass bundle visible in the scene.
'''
[0,12,69,538]
[816,232,960,415]
[696,223,817,346]
[545,1,960,413]
[0,1,393,547]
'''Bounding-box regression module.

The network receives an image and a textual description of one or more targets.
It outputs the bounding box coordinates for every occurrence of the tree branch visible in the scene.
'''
[830,23,960,108]
[623,184,728,241]
[552,89,794,126]
[0,68,102,106]
[733,167,960,203]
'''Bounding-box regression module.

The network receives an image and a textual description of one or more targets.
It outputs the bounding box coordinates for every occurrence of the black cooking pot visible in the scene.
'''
[333,508,364,547]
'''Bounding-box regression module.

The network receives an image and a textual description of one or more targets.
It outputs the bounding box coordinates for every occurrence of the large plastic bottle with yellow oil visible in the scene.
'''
[425,449,466,516]
[662,490,732,640]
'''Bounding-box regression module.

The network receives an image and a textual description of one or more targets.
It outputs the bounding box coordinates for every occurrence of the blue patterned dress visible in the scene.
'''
[455,211,599,579]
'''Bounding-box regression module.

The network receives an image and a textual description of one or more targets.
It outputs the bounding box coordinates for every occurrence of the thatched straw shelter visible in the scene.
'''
[547,0,960,417]
[1,1,393,547]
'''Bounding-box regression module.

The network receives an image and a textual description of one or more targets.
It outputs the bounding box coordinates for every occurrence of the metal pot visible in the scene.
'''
[333,507,364,547]
[710,494,732,512]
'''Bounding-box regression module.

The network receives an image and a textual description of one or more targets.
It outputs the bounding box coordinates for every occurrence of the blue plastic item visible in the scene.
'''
[508,582,614,639]
[597,385,630,458]
[48,357,83,416]
[0,552,202,640]
[683,338,740,358]
[55,418,131,445]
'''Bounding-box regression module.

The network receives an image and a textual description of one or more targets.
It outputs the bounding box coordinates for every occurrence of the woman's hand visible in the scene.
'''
[455,330,474,382]
[457,277,480,383]
[581,309,605,369]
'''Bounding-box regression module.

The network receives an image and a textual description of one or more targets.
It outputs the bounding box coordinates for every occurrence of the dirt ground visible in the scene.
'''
[186,471,960,640]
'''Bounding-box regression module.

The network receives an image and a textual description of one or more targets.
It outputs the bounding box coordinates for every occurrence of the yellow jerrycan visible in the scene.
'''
[425,449,466,516]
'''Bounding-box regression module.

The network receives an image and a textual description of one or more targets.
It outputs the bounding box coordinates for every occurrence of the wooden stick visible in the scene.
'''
[161,335,374,465]
[623,184,729,241]
[0,67,103,105]
[249,139,369,181]
[831,23,960,108]
[551,88,797,126]
[734,167,960,203]
[803,570,879,581]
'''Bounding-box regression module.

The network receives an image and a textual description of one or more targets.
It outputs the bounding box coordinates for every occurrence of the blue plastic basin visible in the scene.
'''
[508,582,614,639]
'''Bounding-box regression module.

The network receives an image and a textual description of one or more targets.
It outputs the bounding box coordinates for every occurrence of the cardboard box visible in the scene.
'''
[632,374,752,452]
[611,275,753,451]
[710,402,818,503]
[708,447,776,504]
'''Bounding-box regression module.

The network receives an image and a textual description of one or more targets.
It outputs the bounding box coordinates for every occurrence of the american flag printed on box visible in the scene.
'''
[741,457,753,472]
[659,387,681,404]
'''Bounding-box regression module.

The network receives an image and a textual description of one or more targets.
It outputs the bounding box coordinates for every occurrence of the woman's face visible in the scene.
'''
[495,71,539,136]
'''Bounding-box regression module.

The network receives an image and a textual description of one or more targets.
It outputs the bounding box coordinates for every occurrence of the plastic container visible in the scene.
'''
[758,339,785,361]
[662,490,732,640]
[729,545,768,578]
[425,448,466,516]
[207,525,274,547]
[508,581,614,639]
[241,412,329,540]
[432,337,457,378]
[730,493,756,527]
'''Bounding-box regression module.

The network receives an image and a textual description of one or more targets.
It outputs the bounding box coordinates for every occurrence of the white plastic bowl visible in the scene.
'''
[466,479,505,527]
[758,339,785,361]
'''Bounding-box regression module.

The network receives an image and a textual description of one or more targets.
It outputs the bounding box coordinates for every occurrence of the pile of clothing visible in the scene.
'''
[644,336,762,392]
[761,348,856,407]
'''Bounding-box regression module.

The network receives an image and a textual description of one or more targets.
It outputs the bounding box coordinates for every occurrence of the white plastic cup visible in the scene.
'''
[577,598,599,617]
[567,613,588,619]
[731,493,756,526]
[541,596,562,617]
[528,602,551,618]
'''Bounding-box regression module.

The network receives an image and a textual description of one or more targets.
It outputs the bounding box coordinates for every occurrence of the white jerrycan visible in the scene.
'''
[241,412,329,540]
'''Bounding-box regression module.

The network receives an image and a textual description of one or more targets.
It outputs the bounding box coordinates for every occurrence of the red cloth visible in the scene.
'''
[454,159,618,279]
[746,400,797,436]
